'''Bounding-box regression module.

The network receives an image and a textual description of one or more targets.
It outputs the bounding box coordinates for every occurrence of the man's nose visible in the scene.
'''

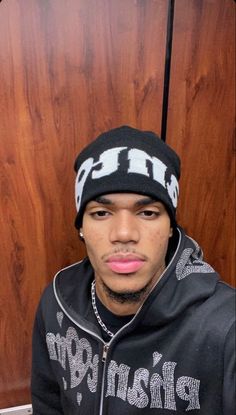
[109,211,139,243]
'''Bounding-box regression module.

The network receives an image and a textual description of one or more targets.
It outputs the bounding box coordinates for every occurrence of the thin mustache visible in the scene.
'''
[102,248,148,261]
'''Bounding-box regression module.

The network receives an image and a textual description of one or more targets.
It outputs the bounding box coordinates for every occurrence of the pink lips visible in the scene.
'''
[106,255,145,274]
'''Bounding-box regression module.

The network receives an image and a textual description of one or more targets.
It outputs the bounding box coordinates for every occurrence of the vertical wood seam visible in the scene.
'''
[161,0,175,142]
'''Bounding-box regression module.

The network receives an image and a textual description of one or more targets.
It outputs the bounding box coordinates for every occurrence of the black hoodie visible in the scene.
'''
[31,228,235,414]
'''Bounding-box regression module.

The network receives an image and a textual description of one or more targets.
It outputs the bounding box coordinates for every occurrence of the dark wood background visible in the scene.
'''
[167,0,235,284]
[0,0,235,408]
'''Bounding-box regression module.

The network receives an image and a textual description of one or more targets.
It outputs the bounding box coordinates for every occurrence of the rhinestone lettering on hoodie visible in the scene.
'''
[46,315,200,411]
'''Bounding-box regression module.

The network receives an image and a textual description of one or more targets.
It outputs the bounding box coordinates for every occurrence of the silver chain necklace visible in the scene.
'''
[91,280,114,338]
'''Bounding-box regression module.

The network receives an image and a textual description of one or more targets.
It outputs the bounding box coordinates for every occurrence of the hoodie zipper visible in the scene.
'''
[99,343,110,415]
[102,343,109,362]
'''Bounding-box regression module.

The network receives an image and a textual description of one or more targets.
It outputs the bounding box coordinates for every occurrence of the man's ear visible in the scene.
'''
[169,227,173,238]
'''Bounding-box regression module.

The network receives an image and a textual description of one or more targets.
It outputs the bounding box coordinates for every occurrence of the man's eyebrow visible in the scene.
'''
[134,197,158,207]
[93,196,159,206]
[94,196,113,205]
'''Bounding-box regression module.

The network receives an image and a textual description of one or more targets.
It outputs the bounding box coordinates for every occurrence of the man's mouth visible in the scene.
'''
[105,255,145,274]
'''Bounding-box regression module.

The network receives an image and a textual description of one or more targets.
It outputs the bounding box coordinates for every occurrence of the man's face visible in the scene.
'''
[81,193,173,313]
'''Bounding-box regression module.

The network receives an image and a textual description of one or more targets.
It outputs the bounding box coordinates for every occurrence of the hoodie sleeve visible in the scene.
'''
[222,321,236,415]
[31,301,63,415]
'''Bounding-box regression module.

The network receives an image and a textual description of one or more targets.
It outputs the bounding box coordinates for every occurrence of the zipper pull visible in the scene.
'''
[102,344,109,363]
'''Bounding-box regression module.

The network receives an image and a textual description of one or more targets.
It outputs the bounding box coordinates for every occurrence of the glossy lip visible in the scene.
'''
[105,254,146,274]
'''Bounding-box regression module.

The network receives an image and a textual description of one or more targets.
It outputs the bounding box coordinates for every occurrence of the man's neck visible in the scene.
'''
[95,282,150,316]
[98,293,141,316]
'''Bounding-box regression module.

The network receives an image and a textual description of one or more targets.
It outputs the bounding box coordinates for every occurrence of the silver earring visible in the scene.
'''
[79,230,84,240]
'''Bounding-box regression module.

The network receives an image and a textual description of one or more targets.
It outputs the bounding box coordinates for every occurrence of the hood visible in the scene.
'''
[53,228,219,331]
[139,228,219,327]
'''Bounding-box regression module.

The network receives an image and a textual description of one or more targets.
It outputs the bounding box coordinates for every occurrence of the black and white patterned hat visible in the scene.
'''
[74,125,180,228]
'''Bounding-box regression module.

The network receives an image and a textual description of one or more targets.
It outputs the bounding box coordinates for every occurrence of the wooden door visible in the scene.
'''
[0,0,169,407]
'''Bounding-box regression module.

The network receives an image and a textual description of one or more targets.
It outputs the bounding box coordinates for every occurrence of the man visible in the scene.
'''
[31,126,235,414]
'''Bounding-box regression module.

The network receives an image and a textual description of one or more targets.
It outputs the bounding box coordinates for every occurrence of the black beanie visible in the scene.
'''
[74,126,180,228]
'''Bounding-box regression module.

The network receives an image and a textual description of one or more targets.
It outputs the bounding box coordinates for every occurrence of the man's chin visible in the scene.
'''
[102,281,150,304]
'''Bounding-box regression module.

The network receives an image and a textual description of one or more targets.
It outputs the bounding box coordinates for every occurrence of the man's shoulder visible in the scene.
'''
[201,280,235,335]
[215,279,235,304]
[37,257,93,320]
[215,280,235,316]
[40,258,92,302]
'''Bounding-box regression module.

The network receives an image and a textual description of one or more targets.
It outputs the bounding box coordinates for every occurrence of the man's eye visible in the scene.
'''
[139,210,160,218]
[90,210,110,218]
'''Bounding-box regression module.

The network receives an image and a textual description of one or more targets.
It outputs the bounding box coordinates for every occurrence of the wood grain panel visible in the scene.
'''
[0,0,168,407]
[167,0,235,286]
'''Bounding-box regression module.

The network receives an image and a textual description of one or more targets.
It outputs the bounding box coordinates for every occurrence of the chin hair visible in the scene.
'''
[102,281,150,304]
